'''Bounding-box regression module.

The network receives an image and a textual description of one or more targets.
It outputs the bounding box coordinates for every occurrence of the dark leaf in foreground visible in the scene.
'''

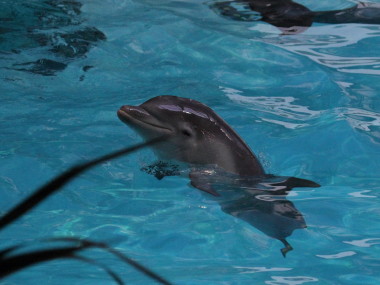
[0,237,172,284]
[0,136,172,284]
[0,136,167,231]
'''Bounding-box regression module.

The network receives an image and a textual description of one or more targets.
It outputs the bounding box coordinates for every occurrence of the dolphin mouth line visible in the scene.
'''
[118,107,173,133]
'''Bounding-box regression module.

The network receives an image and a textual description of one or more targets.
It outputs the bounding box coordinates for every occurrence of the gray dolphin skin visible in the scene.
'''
[118,95,264,177]
[117,95,320,256]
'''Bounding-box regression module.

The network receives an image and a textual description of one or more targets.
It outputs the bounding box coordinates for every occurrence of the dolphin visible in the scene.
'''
[210,0,380,34]
[118,95,265,178]
[117,95,320,256]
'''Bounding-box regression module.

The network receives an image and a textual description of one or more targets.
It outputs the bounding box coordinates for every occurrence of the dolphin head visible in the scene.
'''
[118,95,264,176]
[118,95,210,138]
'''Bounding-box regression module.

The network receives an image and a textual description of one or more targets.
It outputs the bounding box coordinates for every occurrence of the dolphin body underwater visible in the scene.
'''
[210,0,380,34]
[117,95,320,256]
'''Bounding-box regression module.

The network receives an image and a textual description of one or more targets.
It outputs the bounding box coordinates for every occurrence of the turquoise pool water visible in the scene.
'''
[1,0,380,284]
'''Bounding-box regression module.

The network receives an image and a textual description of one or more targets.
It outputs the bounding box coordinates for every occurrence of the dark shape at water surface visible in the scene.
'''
[49,27,107,58]
[1,0,106,75]
[118,95,320,256]
[11,58,67,76]
[210,0,380,34]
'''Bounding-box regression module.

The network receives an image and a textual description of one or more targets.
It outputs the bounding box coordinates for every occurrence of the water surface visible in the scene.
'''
[0,0,379,284]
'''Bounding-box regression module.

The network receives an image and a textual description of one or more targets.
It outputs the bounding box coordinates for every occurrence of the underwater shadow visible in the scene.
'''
[190,169,316,257]
[2,0,106,77]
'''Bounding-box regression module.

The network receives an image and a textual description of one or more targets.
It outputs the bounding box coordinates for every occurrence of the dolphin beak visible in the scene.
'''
[117,105,149,123]
[117,105,172,134]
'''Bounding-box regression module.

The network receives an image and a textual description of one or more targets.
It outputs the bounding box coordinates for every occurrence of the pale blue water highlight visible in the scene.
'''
[0,0,380,284]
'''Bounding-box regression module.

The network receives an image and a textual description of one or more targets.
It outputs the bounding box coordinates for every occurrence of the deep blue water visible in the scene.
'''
[1,0,380,284]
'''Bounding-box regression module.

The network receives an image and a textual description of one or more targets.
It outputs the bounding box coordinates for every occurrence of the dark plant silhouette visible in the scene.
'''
[0,136,173,285]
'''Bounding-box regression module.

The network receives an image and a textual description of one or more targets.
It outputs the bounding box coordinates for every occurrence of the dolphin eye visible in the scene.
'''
[181,129,192,137]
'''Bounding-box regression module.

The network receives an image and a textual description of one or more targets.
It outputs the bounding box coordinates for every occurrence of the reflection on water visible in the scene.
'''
[348,190,377,198]
[338,107,380,132]
[265,275,319,285]
[221,86,321,129]
[335,107,380,143]
[266,24,380,75]
[226,91,320,125]
[233,266,292,274]
[316,251,357,259]
[226,93,380,135]
[220,81,380,142]
[343,238,380,247]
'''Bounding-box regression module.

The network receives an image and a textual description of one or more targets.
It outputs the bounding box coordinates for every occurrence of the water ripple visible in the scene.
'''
[343,238,380,248]
[265,276,319,285]
[223,88,322,129]
[337,107,380,132]
[234,266,292,274]
[348,190,377,198]
[227,93,321,120]
[265,24,380,75]
[316,251,357,259]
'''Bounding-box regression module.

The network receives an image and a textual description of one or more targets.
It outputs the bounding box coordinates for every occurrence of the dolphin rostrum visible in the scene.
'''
[117,95,320,256]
